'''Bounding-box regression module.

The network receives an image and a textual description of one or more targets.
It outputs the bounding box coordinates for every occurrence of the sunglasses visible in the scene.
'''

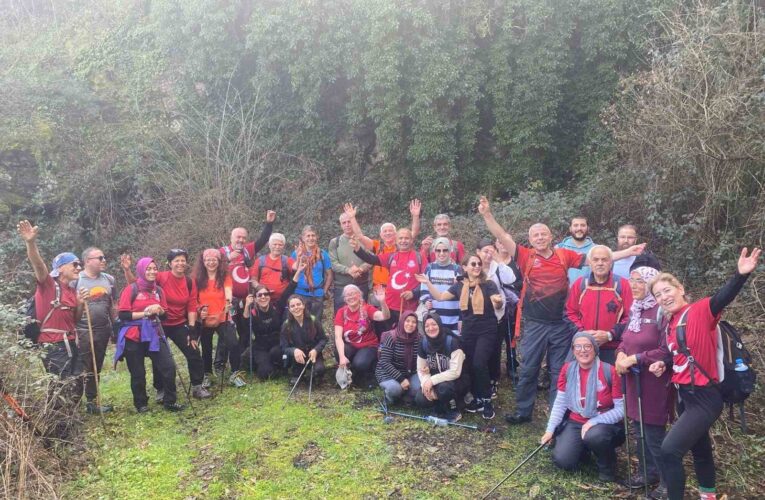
[71,261,82,269]
[434,249,449,254]
[88,255,106,261]
[256,292,270,298]
[467,261,482,267]
[573,344,594,352]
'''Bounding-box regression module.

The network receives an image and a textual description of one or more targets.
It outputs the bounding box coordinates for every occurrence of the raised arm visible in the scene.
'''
[371,286,390,321]
[612,243,646,262]
[120,254,137,284]
[477,197,516,257]
[343,203,374,250]
[17,221,47,283]
[350,235,382,266]
[710,247,761,316]
[409,199,421,239]
[413,274,455,302]
[252,211,276,253]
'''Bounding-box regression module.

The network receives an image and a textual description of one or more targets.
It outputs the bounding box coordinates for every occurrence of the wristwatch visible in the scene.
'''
[607,332,613,342]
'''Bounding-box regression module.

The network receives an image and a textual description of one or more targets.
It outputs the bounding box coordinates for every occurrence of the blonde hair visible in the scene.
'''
[649,272,683,293]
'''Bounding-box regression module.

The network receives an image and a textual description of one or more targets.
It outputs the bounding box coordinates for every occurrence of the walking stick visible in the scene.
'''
[632,366,649,498]
[622,373,632,490]
[84,301,107,429]
[248,306,254,378]
[282,359,312,410]
[308,362,315,402]
[376,409,478,430]
[157,323,196,417]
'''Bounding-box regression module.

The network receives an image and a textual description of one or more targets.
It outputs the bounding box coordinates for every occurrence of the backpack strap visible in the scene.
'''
[256,254,267,282]
[39,280,64,331]
[675,308,717,391]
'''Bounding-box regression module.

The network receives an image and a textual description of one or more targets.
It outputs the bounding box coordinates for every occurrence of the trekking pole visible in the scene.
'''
[481,416,569,499]
[632,366,648,498]
[308,362,315,402]
[282,359,312,410]
[157,323,196,417]
[248,308,254,378]
[84,301,107,430]
[376,409,478,430]
[622,373,632,490]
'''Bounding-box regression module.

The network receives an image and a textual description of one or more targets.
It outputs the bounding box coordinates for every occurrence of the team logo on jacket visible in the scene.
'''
[391,271,411,290]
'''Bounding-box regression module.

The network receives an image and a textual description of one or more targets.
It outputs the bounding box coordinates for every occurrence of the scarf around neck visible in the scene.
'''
[628,266,660,333]
[566,332,601,418]
[459,278,484,315]
[135,257,157,292]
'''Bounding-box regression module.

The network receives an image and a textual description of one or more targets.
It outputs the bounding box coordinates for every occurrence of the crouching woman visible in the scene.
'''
[541,332,624,482]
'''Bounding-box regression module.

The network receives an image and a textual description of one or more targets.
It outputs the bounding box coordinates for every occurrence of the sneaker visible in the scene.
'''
[444,410,462,423]
[136,406,150,414]
[164,403,186,412]
[201,374,212,389]
[465,399,485,413]
[490,380,498,400]
[229,371,247,388]
[192,385,212,399]
[504,412,532,425]
[86,402,114,415]
[482,399,495,420]
[155,389,165,404]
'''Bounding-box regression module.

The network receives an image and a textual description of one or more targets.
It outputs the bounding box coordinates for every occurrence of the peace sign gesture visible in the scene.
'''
[737,247,762,275]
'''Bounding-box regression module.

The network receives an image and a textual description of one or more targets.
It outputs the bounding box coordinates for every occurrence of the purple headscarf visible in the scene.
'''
[135,257,157,292]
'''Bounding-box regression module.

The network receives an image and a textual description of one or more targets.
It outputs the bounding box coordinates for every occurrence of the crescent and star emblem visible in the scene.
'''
[391,270,411,290]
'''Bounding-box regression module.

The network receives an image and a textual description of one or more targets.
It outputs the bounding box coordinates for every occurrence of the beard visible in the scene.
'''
[571,231,588,242]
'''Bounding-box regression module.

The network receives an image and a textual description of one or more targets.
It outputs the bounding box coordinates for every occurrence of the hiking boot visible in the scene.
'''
[625,475,660,490]
[136,406,150,414]
[465,399,484,413]
[202,374,212,389]
[86,402,113,415]
[192,385,213,399]
[490,380,498,400]
[229,371,247,388]
[482,399,495,420]
[164,403,185,412]
[155,389,165,404]
[504,412,532,425]
[444,410,462,423]
[649,484,668,500]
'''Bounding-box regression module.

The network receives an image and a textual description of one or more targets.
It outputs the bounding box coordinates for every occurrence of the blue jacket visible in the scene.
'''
[555,236,595,284]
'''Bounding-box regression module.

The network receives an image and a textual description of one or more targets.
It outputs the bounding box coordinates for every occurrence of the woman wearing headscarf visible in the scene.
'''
[419,237,462,333]
[280,295,328,383]
[540,332,624,482]
[334,284,390,387]
[647,248,760,500]
[115,257,183,413]
[615,266,672,498]
[291,225,333,323]
[415,313,469,423]
[194,249,246,388]
[416,254,504,420]
[376,310,420,404]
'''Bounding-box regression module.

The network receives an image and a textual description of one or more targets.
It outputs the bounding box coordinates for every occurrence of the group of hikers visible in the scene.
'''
[16,195,761,500]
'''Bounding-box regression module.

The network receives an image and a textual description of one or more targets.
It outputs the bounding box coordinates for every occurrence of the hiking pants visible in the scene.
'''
[286,353,325,379]
[123,339,176,409]
[153,324,204,389]
[414,374,470,414]
[299,295,325,323]
[553,421,625,477]
[631,419,666,484]
[379,374,420,404]
[335,343,377,384]
[42,340,84,406]
[240,345,283,380]
[77,325,111,403]
[203,323,241,374]
[461,333,497,400]
[490,311,518,383]
[662,385,723,500]
[515,318,572,417]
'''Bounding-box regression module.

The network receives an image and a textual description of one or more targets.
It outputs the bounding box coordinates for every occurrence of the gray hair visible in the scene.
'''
[81,247,101,262]
[342,284,363,299]
[433,214,451,224]
[586,244,613,262]
[269,233,286,245]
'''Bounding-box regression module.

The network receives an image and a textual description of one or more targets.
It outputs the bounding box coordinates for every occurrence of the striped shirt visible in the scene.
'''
[420,262,462,332]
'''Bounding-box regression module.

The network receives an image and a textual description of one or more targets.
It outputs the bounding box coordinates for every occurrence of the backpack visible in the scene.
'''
[675,310,757,429]
[386,250,423,272]
[577,277,625,322]
[20,280,64,343]
[256,254,291,283]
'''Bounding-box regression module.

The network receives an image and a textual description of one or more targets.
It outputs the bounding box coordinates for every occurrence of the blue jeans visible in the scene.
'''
[379,374,421,404]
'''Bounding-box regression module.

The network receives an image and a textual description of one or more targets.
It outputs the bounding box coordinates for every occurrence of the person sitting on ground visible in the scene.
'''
[17,220,89,406]
[614,266,672,499]
[291,225,333,323]
[565,245,633,365]
[280,295,328,384]
[114,257,184,413]
[541,332,624,482]
[416,254,504,420]
[334,284,390,388]
[415,313,469,423]
[121,250,211,400]
[420,213,466,264]
[376,310,420,404]
[194,249,246,388]
[241,259,304,380]
[647,247,761,500]
[74,246,117,415]
[419,237,462,333]
[329,212,373,314]
[249,233,294,303]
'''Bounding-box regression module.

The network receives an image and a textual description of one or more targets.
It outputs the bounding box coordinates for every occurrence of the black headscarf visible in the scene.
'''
[422,312,449,355]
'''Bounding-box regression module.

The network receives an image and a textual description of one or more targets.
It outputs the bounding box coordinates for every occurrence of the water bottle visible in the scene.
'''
[426,415,448,426]
[734,358,749,372]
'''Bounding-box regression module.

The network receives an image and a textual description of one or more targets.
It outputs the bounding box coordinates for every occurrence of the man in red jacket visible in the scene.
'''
[565,245,633,364]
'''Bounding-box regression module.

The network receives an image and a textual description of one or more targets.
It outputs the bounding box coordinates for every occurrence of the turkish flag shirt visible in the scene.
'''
[378,250,424,312]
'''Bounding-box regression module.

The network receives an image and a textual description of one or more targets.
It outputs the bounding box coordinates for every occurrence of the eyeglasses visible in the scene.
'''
[573,344,594,352]
[434,249,449,254]
[468,261,482,268]
[88,255,106,261]
[256,292,270,298]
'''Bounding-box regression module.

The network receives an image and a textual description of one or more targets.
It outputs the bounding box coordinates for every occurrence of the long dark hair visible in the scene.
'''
[283,294,317,343]
[461,254,487,282]
[193,252,228,290]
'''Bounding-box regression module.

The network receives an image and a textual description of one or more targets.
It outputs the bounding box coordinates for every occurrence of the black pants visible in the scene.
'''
[598,348,616,365]
[461,333,497,400]
[77,326,111,403]
[335,343,377,384]
[42,341,84,406]
[286,353,326,379]
[414,374,470,414]
[662,385,723,500]
[202,323,241,373]
[153,324,204,388]
[631,419,666,483]
[552,421,625,477]
[489,312,518,383]
[123,339,177,409]
[240,345,283,380]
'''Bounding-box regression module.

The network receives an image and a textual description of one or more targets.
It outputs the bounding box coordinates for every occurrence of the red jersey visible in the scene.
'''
[377,250,425,312]
[118,286,168,342]
[220,242,256,299]
[516,246,585,322]
[666,298,721,386]
[250,254,295,302]
[35,276,78,344]
[558,362,622,424]
[155,271,198,326]
[334,304,379,349]
[565,274,633,350]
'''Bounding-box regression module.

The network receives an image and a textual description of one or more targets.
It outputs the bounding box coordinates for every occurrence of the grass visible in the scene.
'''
[62,347,765,499]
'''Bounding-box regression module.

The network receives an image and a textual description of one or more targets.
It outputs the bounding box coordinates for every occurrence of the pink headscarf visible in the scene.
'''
[135,257,157,292]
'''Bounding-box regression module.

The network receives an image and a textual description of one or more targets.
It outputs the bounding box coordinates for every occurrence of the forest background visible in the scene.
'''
[0,0,764,498]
